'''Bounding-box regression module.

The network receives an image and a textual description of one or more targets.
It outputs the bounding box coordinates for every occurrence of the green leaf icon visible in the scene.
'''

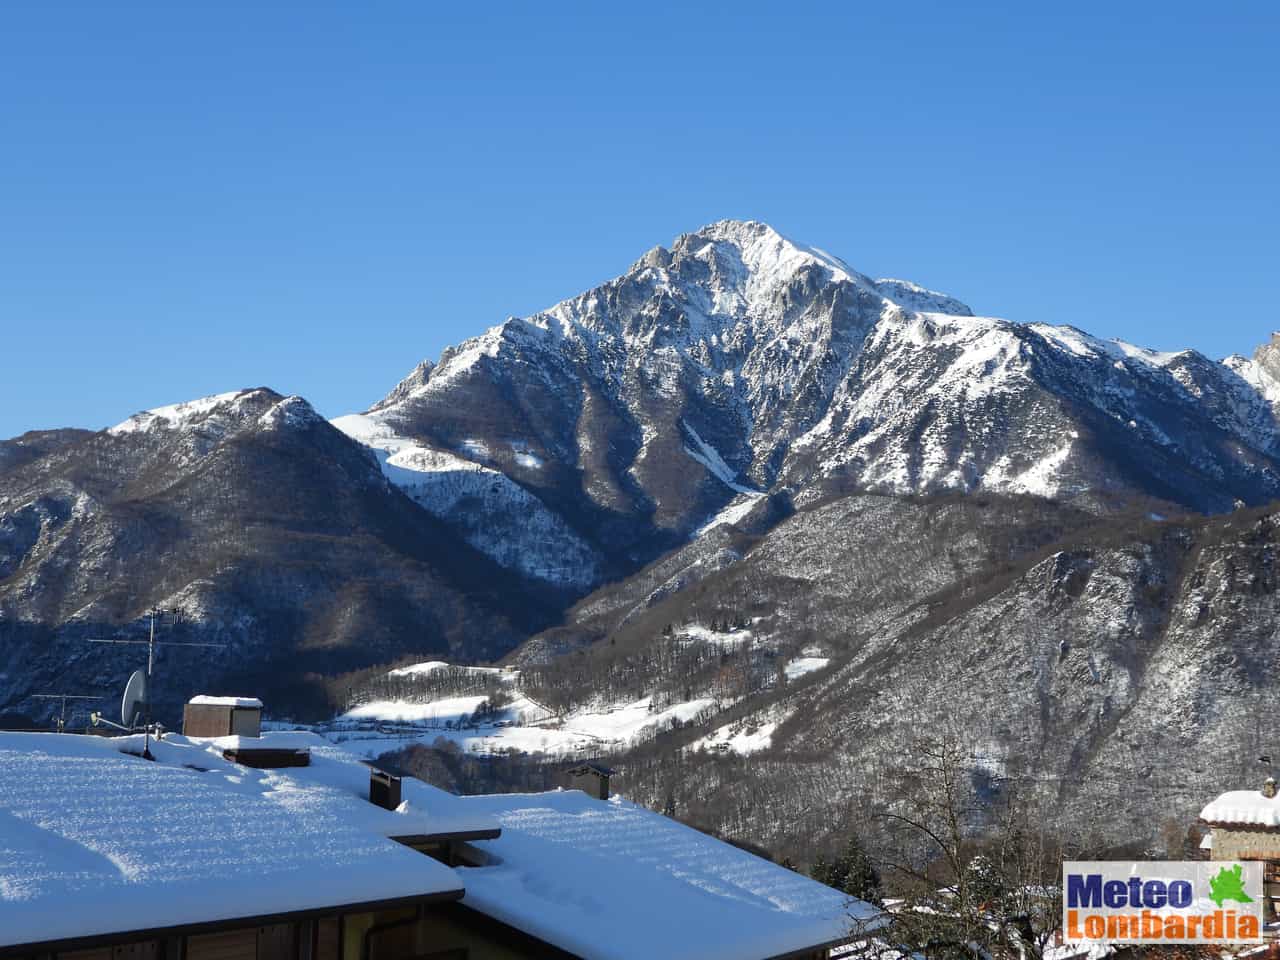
[1208,864,1255,907]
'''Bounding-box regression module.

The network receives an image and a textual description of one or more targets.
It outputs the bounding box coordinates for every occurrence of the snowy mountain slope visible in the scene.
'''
[331,413,602,588]
[335,220,1280,597]
[481,492,1280,865]
[0,388,558,724]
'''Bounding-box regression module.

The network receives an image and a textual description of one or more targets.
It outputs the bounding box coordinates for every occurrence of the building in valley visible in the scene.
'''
[0,719,877,960]
[1199,775,1280,925]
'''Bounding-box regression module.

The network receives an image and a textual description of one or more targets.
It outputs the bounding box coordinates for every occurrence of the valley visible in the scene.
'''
[4,219,1280,867]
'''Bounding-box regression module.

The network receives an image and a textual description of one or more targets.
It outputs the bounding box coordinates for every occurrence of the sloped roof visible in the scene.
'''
[1,731,876,959]
[457,790,880,960]
[1200,787,1280,827]
[0,731,472,948]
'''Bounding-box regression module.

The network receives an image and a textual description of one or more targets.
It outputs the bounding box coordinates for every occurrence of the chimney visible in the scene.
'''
[183,696,263,738]
[567,762,614,801]
[370,769,402,810]
[1264,777,1277,799]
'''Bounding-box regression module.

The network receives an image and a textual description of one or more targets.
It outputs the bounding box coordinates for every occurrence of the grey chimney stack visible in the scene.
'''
[1264,777,1277,799]
[370,769,402,810]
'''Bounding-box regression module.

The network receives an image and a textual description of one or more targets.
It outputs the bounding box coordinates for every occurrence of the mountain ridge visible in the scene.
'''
[4,217,1280,810]
[330,219,1280,594]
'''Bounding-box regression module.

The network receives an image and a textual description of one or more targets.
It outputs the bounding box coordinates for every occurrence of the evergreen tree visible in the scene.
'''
[810,835,883,906]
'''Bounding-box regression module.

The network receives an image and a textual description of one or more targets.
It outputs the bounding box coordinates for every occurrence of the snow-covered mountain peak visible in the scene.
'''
[337,220,1280,544]
[108,388,270,435]
[374,220,979,417]
[1224,332,1280,407]
[107,388,324,440]
[255,394,326,432]
[670,218,872,295]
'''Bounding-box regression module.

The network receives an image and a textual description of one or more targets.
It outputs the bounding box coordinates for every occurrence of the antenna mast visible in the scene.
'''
[31,694,104,733]
[86,608,227,758]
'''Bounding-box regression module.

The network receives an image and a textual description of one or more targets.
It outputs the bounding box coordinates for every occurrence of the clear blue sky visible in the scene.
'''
[2,2,1277,439]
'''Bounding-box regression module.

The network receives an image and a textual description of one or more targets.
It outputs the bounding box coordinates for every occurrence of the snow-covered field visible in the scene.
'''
[311,661,719,761]
[692,719,780,756]
[784,656,830,680]
[296,624,828,764]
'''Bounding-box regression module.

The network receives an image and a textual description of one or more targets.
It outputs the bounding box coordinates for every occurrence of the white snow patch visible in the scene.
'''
[681,420,756,495]
[459,438,490,461]
[386,661,513,680]
[983,436,1078,498]
[679,623,754,648]
[693,720,779,756]
[783,657,829,680]
[387,660,452,677]
[108,391,246,434]
[341,697,491,727]
[318,663,716,760]
[560,696,715,742]
[694,492,764,535]
[1029,323,1184,369]
[330,413,601,588]
[187,695,262,708]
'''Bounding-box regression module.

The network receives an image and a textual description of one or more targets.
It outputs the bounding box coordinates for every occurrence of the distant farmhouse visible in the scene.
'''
[0,696,876,960]
[1200,775,1280,924]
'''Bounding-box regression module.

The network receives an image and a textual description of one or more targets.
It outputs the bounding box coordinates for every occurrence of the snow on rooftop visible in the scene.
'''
[2,729,879,957]
[0,731,466,947]
[1200,786,1280,827]
[458,790,876,960]
[188,694,263,708]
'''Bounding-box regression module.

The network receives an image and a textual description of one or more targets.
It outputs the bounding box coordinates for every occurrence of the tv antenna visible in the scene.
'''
[86,607,226,759]
[31,693,104,733]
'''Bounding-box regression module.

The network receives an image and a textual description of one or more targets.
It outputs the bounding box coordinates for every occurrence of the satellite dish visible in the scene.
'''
[121,670,149,728]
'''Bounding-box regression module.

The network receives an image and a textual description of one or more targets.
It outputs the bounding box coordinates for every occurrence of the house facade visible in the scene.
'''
[1200,775,1280,925]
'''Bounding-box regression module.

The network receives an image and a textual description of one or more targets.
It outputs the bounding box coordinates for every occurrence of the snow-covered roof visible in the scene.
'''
[188,694,263,708]
[2,731,873,958]
[456,790,879,960]
[0,731,488,948]
[195,731,501,839]
[1200,787,1280,827]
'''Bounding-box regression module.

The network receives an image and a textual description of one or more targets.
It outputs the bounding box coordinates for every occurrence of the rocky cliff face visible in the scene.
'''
[336,220,1280,597]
